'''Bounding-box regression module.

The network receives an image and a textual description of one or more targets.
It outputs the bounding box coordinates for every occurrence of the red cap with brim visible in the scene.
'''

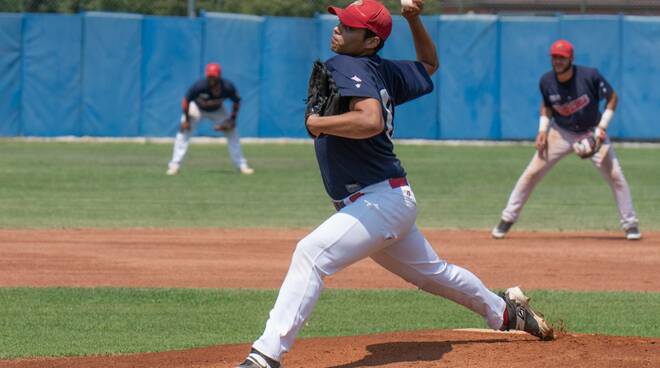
[328,0,392,41]
[206,63,221,78]
[550,39,574,58]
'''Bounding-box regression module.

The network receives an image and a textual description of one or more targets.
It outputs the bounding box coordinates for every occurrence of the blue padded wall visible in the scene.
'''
[438,15,499,139]
[259,16,317,137]
[0,13,22,136]
[81,12,142,136]
[201,13,263,138]
[2,12,660,140]
[141,15,202,137]
[621,16,660,139]
[499,16,559,140]
[21,14,81,136]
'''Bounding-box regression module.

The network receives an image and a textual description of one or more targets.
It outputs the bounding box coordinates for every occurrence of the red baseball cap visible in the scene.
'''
[328,0,392,41]
[205,63,221,78]
[550,39,574,58]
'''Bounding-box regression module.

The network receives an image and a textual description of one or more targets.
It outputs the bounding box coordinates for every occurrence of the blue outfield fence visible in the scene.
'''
[1,12,659,140]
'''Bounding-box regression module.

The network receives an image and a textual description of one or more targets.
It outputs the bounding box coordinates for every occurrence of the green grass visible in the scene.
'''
[0,140,659,359]
[0,287,658,359]
[0,140,658,230]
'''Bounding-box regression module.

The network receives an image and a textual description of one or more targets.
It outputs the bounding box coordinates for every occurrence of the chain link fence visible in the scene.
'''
[3,0,660,16]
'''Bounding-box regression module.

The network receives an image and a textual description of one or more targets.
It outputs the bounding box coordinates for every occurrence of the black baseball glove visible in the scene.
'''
[214,117,236,132]
[305,60,344,136]
[572,128,603,159]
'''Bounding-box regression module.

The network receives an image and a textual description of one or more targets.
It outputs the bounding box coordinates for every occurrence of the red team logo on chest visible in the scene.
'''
[552,94,590,116]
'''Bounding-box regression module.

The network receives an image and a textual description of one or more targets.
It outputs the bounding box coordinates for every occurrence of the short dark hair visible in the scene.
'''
[364,29,385,53]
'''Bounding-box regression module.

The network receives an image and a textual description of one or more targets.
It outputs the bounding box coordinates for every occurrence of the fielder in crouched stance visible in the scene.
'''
[239,1,553,367]
[167,62,254,176]
[492,40,641,240]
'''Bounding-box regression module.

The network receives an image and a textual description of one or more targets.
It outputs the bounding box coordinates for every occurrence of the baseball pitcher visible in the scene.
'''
[166,62,254,175]
[238,1,552,367]
[492,40,641,240]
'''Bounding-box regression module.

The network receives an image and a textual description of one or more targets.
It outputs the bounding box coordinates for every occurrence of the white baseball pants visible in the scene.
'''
[169,101,248,170]
[501,122,639,230]
[253,179,506,362]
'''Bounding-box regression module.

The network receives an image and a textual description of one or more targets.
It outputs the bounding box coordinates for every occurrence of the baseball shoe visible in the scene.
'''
[491,220,513,239]
[237,349,280,368]
[239,165,255,175]
[625,227,642,240]
[500,286,554,341]
[166,163,180,176]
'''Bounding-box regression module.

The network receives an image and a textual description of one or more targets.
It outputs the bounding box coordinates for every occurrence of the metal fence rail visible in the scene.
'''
[438,0,660,14]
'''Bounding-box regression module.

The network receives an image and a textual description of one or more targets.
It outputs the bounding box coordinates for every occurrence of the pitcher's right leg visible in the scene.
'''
[371,226,553,340]
[371,225,506,329]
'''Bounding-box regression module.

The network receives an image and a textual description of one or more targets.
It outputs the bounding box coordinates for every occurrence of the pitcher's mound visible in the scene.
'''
[7,329,659,368]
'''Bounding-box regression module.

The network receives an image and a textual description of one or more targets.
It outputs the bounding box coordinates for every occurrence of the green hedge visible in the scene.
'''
[1,0,445,17]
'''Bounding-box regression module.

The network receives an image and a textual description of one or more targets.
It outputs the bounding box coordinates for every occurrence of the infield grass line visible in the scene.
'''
[0,287,658,359]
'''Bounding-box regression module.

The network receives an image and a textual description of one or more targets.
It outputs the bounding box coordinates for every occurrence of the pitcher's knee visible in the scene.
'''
[295,235,321,255]
[291,237,328,275]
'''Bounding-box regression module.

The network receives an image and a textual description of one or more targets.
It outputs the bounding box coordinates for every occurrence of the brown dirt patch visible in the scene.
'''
[1,228,658,291]
[1,228,659,367]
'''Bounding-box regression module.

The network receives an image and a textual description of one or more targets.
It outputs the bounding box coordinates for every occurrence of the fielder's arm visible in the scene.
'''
[536,103,552,158]
[181,97,191,131]
[230,100,240,120]
[596,91,617,140]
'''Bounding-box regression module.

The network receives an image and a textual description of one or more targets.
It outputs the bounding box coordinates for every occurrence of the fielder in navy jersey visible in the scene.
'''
[238,1,552,367]
[492,39,641,240]
[166,63,254,176]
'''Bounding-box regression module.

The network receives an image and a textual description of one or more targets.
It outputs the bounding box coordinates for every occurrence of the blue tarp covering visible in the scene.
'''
[621,16,660,139]
[203,13,263,138]
[21,14,81,136]
[141,15,201,137]
[499,16,559,140]
[1,12,659,140]
[81,12,142,136]
[260,16,317,137]
[0,14,22,136]
[438,15,498,139]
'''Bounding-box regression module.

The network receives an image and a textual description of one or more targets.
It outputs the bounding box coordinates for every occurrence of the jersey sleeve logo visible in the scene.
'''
[552,94,590,117]
[351,75,362,89]
[599,81,608,94]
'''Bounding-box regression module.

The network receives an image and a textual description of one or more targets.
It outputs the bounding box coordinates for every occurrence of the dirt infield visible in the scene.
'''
[1,228,659,367]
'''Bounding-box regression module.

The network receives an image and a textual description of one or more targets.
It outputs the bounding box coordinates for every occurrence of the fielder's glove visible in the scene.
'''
[304,60,344,136]
[214,117,236,132]
[572,128,604,159]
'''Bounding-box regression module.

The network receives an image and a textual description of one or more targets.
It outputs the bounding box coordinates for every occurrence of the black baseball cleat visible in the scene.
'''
[625,227,642,240]
[491,220,513,239]
[500,286,554,341]
[237,349,281,368]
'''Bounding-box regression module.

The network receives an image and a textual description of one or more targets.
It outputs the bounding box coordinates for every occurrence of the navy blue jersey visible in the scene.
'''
[315,54,433,200]
[540,65,613,132]
[184,78,240,113]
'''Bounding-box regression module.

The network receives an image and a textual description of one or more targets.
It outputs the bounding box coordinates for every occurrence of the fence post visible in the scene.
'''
[188,0,195,18]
